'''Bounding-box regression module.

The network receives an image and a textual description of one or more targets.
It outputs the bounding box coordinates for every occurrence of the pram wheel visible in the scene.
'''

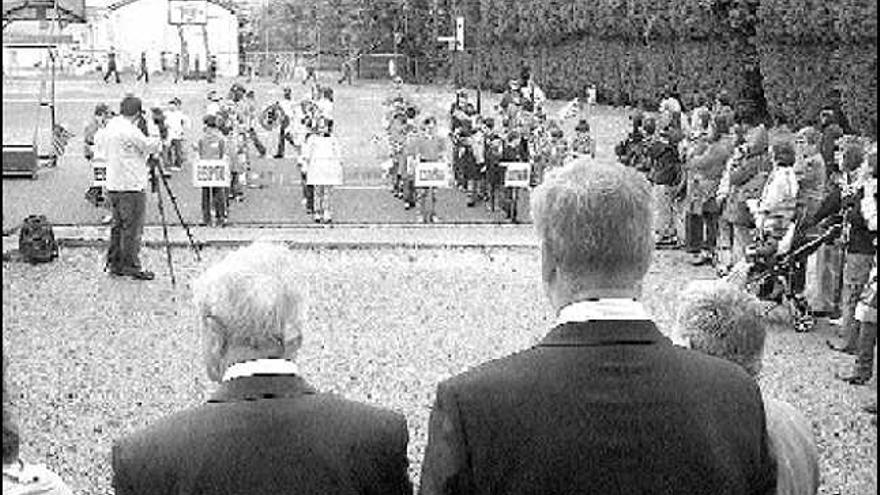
[786,294,814,332]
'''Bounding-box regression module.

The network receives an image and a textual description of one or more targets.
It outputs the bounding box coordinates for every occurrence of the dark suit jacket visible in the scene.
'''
[420,320,777,495]
[112,374,412,495]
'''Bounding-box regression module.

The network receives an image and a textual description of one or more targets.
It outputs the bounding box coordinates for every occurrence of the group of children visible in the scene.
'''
[384,75,597,223]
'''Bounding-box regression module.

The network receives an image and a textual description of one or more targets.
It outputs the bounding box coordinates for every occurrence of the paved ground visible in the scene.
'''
[2,73,631,229]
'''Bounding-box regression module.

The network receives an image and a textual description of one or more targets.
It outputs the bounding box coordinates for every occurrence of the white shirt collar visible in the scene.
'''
[222,358,299,382]
[556,299,652,326]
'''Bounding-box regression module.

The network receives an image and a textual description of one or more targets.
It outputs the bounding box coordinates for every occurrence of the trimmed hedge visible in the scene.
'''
[460,38,756,109]
[757,0,877,44]
[386,0,878,136]
[758,42,877,135]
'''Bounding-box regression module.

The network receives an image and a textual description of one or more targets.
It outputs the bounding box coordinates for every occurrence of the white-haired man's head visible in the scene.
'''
[192,242,306,382]
[677,280,766,377]
[530,160,654,310]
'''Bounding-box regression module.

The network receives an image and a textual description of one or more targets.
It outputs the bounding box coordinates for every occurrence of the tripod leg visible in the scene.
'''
[156,162,202,262]
[154,178,176,288]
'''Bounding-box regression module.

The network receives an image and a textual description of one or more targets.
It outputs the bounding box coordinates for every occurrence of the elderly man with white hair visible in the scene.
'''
[112,243,412,495]
[678,280,820,495]
[420,160,777,495]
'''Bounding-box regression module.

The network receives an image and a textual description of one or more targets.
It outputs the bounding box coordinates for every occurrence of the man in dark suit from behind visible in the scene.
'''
[112,242,412,495]
[419,160,777,495]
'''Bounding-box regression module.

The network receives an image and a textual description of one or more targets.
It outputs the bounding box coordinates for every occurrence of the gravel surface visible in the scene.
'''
[2,246,876,494]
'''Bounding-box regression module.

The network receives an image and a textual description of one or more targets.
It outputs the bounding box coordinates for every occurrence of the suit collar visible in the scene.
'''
[538,320,669,347]
[208,374,317,403]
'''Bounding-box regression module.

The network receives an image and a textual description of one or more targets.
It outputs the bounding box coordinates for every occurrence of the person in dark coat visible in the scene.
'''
[112,243,412,495]
[420,161,777,495]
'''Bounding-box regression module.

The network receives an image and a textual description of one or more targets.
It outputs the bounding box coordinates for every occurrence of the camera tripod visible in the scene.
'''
[150,155,202,288]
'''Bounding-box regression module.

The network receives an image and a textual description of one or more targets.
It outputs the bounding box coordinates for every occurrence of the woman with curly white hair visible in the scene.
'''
[678,280,819,495]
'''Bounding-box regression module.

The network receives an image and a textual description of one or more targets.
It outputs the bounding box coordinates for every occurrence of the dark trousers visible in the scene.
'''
[103,64,121,83]
[137,66,149,82]
[107,191,146,274]
[168,139,184,169]
[248,128,267,156]
[276,122,296,156]
[201,187,228,225]
[301,172,314,212]
[857,320,877,378]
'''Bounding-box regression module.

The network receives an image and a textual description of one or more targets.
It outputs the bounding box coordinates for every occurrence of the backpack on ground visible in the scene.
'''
[18,215,59,264]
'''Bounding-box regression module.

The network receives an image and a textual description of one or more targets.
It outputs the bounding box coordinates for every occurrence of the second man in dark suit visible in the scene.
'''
[420,160,777,495]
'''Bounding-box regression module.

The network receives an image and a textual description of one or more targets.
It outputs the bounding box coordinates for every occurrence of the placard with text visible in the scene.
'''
[502,162,531,188]
[192,159,231,188]
[414,161,450,188]
[91,159,107,187]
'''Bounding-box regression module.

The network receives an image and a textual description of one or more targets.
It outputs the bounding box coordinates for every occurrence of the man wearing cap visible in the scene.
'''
[103,95,161,281]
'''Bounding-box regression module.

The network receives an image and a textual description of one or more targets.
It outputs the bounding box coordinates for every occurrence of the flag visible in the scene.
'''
[53,124,75,157]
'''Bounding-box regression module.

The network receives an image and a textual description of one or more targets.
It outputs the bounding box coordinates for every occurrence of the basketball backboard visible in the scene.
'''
[168,0,207,25]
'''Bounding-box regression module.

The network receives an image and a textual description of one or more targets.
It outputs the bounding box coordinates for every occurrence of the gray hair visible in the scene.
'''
[677,280,766,377]
[530,160,654,286]
[192,242,306,352]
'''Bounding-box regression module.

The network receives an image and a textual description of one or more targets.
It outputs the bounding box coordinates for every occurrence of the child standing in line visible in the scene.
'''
[197,115,229,227]
[302,118,342,223]
[164,97,191,171]
[570,119,596,160]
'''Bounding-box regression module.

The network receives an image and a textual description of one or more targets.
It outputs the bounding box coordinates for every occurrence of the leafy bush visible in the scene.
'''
[459,38,755,111]
[757,0,877,44]
[758,42,877,135]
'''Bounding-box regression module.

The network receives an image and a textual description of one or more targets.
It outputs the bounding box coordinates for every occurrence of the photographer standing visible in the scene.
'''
[103,95,161,281]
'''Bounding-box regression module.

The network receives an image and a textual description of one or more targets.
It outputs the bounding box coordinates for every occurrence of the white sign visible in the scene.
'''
[502,162,531,188]
[168,0,208,25]
[91,159,107,187]
[455,16,465,51]
[414,161,450,188]
[193,159,230,187]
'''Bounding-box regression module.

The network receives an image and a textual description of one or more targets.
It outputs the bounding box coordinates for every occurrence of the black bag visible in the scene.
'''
[18,215,59,264]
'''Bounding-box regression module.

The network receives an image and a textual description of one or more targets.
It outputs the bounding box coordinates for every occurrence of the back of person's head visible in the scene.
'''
[839,137,865,172]
[203,115,218,129]
[745,124,769,157]
[642,115,657,135]
[530,161,654,293]
[575,119,590,133]
[120,95,142,118]
[771,138,796,167]
[631,110,644,129]
[677,281,766,377]
[716,89,731,107]
[712,113,731,139]
[94,103,110,116]
[193,243,306,382]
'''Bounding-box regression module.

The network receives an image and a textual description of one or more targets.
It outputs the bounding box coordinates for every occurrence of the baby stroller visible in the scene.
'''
[726,222,843,332]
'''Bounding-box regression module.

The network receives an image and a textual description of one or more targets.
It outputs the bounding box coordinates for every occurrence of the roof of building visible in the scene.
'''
[107,0,236,14]
[2,0,87,22]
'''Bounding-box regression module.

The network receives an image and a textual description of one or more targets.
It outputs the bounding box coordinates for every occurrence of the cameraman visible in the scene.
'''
[103,95,161,281]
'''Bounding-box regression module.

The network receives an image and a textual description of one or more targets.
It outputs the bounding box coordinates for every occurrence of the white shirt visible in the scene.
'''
[222,358,299,382]
[556,299,652,326]
[103,116,160,192]
[165,109,190,140]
